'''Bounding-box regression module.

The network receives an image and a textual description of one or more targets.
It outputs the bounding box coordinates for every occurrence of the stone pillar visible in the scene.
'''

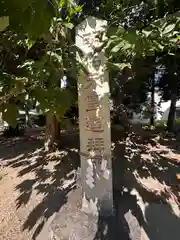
[76,17,113,216]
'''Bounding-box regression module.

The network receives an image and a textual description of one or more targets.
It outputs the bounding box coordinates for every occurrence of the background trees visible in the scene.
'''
[1,0,180,137]
[105,0,180,130]
[0,0,80,148]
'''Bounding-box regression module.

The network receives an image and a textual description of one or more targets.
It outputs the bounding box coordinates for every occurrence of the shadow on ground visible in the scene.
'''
[0,127,179,239]
[103,127,180,240]
[94,197,180,240]
[0,129,80,239]
[0,129,44,164]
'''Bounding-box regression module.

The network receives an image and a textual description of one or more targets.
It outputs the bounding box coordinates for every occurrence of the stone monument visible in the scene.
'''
[76,16,113,216]
[49,17,114,239]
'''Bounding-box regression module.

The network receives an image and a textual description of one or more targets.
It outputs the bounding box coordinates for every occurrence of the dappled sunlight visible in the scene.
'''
[0,129,80,239]
[0,126,179,239]
[110,126,180,239]
[0,124,180,239]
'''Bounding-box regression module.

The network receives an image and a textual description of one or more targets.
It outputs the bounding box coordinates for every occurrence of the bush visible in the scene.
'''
[3,124,25,137]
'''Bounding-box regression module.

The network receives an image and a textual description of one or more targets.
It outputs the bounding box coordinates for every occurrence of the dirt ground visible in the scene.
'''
[0,127,179,239]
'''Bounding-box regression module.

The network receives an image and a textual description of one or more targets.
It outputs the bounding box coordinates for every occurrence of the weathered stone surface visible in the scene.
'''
[49,188,141,240]
[50,188,98,240]
[76,16,113,216]
[50,187,180,240]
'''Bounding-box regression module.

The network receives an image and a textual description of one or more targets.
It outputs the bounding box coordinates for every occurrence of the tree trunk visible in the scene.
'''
[150,79,155,126]
[156,0,165,17]
[44,112,60,151]
[167,93,177,132]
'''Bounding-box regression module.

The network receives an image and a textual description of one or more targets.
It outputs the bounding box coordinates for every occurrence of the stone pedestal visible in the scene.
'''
[49,187,180,240]
[49,188,120,240]
[48,187,150,240]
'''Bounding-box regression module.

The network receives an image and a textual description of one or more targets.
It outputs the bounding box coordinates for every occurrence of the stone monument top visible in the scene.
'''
[76,16,107,55]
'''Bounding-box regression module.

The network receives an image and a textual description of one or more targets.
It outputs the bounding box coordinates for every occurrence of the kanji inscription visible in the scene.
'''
[76,16,113,216]
[84,115,104,132]
[86,137,104,155]
[85,93,101,112]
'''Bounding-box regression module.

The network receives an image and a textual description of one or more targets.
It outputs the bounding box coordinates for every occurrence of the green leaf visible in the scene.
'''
[123,41,133,50]
[64,22,74,29]
[111,43,122,53]
[47,51,62,64]
[0,16,9,31]
[107,62,131,70]
[107,27,119,37]
[157,43,164,51]
[27,39,35,50]
[163,23,176,34]
[142,29,152,37]
[169,38,177,43]
[168,52,175,55]
[59,0,64,6]
[4,1,54,38]
[74,5,83,14]
[2,104,19,126]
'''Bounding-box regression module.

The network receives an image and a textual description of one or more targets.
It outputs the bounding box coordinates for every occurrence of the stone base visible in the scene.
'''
[49,188,121,240]
[49,188,180,240]
[49,187,144,240]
